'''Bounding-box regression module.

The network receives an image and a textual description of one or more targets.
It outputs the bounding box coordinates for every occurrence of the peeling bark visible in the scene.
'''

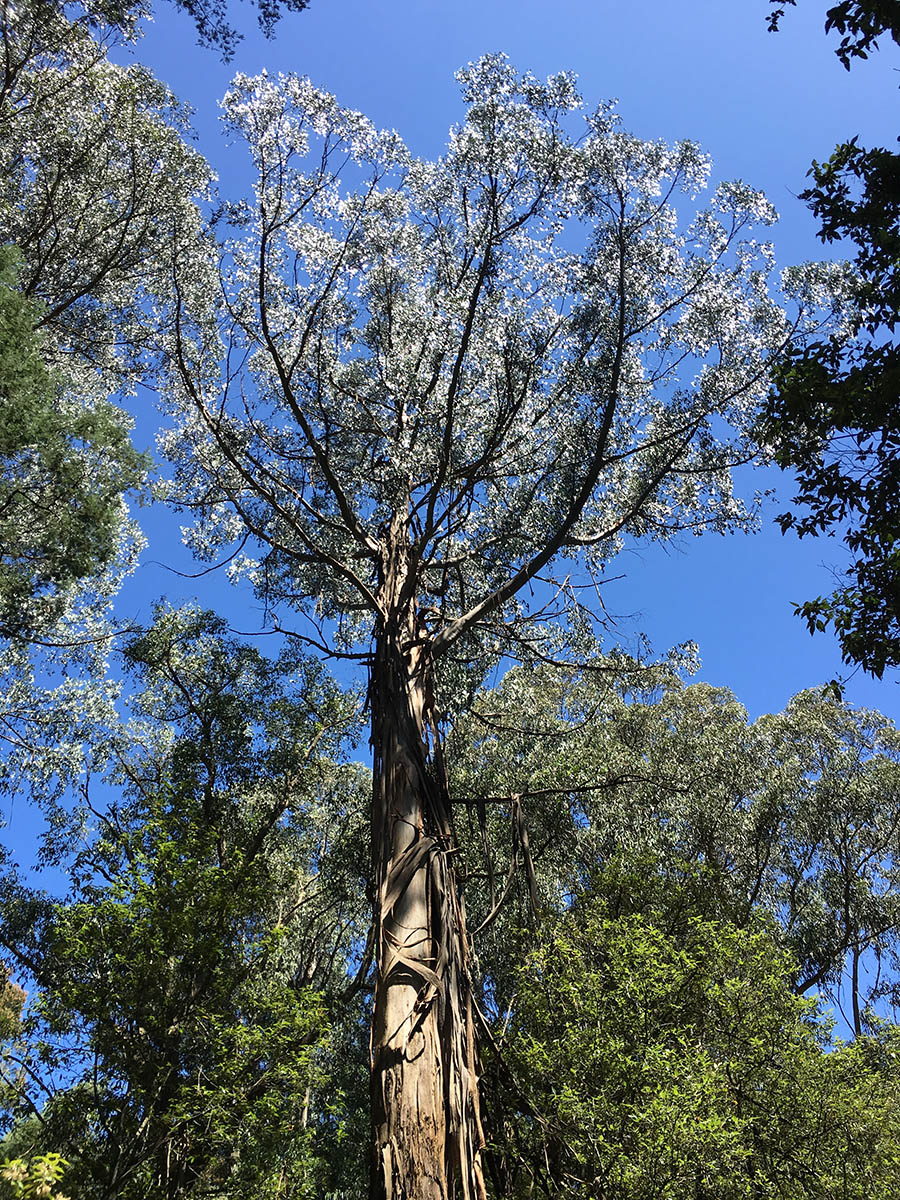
[369,526,487,1200]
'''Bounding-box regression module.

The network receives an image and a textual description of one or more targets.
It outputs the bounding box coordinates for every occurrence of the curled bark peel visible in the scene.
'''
[369,531,487,1200]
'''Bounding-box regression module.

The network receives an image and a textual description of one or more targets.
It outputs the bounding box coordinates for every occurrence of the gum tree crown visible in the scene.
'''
[166,53,851,668]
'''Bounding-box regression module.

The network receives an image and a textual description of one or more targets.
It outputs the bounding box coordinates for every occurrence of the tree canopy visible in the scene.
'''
[0,0,208,639]
[166,56,846,668]
[447,666,900,1195]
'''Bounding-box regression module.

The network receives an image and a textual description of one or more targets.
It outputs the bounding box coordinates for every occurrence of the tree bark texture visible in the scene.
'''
[369,526,487,1200]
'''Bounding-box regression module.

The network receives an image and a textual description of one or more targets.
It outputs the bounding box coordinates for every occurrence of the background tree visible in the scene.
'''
[761,0,900,676]
[450,667,900,1033]
[0,248,146,637]
[0,0,212,820]
[487,870,900,1199]
[164,55,848,1197]
[0,0,209,640]
[0,607,369,1198]
[447,667,900,1195]
[8,647,900,1197]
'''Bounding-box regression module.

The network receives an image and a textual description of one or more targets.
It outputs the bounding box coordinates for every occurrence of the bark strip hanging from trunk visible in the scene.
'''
[369,597,487,1200]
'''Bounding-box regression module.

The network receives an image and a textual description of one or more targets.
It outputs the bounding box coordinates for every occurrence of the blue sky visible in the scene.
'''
[110,0,900,725]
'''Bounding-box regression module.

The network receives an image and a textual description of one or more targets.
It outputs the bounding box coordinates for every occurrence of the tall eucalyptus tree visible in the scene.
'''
[165,56,849,1198]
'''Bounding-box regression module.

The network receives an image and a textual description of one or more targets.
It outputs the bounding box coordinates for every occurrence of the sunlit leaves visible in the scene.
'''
[166,56,847,672]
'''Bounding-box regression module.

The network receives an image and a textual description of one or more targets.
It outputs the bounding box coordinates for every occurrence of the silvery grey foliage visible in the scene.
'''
[165,54,851,671]
[0,0,210,796]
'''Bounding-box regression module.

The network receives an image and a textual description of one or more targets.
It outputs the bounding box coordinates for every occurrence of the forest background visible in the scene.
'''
[2,0,900,1197]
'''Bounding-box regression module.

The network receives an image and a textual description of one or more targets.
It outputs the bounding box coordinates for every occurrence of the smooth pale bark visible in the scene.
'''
[369,527,487,1200]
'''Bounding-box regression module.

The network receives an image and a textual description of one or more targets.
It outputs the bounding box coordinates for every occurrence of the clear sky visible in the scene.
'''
[109,0,900,725]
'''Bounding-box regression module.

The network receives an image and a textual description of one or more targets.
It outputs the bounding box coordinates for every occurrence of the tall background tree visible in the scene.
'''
[163,55,848,1197]
[0,0,210,809]
[0,0,209,636]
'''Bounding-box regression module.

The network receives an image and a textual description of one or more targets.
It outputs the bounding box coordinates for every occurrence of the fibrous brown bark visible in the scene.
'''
[369,525,487,1200]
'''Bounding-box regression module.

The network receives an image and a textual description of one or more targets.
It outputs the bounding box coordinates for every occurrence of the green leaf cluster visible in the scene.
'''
[766,2,900,67]
[760,1,900,676]
[0,1153,68,1200]
[7,647,900,1198]
[449,666,900,1196]
[488,864,900,1198]
[0,247,146,635]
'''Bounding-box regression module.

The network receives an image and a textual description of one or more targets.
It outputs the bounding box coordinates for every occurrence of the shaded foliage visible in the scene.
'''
[761,140,900,676]
[164,0,312,60]
[7,650,900,1197]
[486,867,900,1199]
[0,608,369,1198]
[762,0,900,675]
[766,1,900,66]
[452,668,900,1027]
[448,667,900,1195]
[0,248,146,635]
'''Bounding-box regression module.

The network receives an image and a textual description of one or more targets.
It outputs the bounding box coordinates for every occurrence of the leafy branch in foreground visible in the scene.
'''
[762,0,900,676]
[0,1153,68,1200]
[765,1,900,67]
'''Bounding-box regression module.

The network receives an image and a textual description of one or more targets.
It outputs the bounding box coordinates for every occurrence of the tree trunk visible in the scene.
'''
[369,529,487,1200]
